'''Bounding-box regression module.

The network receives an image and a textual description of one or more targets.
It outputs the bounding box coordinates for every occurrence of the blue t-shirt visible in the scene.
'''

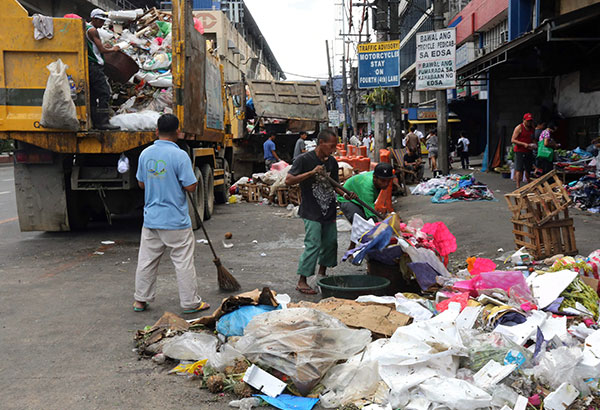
[264,139,276,160]
[136,140,197,230]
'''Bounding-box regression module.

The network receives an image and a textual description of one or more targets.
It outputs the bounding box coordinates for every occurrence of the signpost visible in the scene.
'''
[357,40,400,89]
[415,28,456,91]
[328,110,340,127]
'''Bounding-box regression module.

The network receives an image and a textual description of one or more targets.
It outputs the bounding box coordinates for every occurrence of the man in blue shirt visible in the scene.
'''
[133,114,210,314]
[263,133,280,171]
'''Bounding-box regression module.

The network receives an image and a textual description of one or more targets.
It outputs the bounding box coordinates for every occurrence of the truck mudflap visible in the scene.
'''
[14,161,70,231]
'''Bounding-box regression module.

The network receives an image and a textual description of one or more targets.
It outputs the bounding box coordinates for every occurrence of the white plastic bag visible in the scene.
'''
[109,110,160,131]
[320,355,381,408]
[162,332,218,361]
[117,154,129,174]
[233,308,371,396]
[40,59,79,130]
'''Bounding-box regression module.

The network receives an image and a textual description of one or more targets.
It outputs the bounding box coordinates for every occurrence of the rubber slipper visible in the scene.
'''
[296,286,318,295]
[182,302,211,314]
[133,302,148,312]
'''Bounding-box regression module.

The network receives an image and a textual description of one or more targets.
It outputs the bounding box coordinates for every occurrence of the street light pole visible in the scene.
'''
[434,0,449,174]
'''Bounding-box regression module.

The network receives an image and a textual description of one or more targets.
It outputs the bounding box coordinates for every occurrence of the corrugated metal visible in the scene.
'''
[247,80,328,122]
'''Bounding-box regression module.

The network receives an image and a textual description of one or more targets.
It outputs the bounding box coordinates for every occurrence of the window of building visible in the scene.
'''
[482,19,508,54]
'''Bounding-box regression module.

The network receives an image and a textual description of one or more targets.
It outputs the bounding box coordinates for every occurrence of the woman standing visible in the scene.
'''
[537,123,560,175]
[511,113,537,188]
[426,129,439,172]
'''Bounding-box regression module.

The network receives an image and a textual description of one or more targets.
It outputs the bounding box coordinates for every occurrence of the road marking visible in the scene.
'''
[0,216,18,224]
[0,191,10,195]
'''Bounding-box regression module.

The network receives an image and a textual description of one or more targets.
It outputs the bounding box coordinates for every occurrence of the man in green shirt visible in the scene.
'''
[338,163,394,223]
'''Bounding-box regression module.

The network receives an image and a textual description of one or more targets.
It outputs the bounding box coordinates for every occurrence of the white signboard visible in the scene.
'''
[328,110,340,127]
[416,28,456,91]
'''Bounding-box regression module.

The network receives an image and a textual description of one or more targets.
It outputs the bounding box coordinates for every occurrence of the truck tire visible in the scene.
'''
[201,163,214,220]
[215,159,231,204]
[188,166,205,229]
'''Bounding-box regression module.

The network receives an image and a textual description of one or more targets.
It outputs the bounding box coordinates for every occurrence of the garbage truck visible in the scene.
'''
[0,0,236,231]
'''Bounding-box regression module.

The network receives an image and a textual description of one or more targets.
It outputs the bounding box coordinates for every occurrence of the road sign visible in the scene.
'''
[357,40,400,89]
[328,110,340,127]
[415,28,456,91]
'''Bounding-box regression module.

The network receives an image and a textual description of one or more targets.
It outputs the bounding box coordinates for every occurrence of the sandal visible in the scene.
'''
[133,301,148,312]
[296,286,318,295]
[182,302,211,314]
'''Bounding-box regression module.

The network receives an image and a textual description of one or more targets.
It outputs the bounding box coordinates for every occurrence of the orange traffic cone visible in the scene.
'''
[374,180,394,214]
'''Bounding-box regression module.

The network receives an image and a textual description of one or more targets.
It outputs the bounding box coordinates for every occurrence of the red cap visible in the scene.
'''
[523,113,533,121]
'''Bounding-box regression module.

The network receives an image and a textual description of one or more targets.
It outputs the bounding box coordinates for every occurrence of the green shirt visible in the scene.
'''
[338,171,378,219]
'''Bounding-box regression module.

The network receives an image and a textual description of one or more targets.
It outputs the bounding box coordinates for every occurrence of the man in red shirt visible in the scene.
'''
[511,113,537,188]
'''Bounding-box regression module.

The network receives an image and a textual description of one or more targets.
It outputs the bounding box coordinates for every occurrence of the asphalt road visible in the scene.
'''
[1,163,599,409]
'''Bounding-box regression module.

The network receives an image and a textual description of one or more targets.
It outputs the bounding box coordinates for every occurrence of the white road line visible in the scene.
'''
[0,191,10,195]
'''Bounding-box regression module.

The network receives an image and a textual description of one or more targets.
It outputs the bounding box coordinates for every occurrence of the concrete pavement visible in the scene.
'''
[0,163,599,409]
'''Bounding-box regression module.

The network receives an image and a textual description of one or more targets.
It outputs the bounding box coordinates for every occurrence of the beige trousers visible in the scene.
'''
[134,227,202,309]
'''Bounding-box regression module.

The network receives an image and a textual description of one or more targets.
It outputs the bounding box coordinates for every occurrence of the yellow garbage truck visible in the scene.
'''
[0,0,235,231]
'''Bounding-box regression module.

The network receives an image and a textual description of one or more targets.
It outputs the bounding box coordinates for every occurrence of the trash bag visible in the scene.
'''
[162,332,218,361]
[40,59,79,131]
[117,153,129,174]
[109,111,160,131]
[233,308,371,396]
[216,305,279,337]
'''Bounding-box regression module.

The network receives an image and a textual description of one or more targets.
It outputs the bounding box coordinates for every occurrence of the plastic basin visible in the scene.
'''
[317,275,391,300]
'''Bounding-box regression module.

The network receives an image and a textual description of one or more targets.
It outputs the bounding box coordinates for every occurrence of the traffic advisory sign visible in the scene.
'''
[416,28,456,91]
[358,40,400,89]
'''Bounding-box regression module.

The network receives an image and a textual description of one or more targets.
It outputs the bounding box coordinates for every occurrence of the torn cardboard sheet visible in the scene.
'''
[527,270,578,309]
[291,297,412,337]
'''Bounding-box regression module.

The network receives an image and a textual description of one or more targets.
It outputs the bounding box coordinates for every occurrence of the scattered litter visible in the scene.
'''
[225,232,233,239]
[243,364,286,397]
[101,240,115,245]
[252,240,258,244]
[93,251,104,255]
[197,239,208,244]
[260,253,266,257]
[223,241,234,249]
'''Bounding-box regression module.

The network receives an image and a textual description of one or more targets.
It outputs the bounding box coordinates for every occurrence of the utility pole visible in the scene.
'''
[350,66,359,141]
[373,0,389,161]
[325,40,334,110]
[341,57,350,150]
[389,0,402,149]
[434,0,449,174]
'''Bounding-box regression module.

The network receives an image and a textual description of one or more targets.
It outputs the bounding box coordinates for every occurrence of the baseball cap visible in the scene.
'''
[374,163,394,179]
[523,113,533,121]
[90,8,108,20]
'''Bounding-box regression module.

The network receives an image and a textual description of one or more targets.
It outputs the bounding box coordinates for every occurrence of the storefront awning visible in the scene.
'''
[409,119,461,124]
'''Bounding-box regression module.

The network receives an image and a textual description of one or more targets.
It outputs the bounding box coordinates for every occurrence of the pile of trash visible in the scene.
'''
[411,174,495,203]
[566,176,600,214]
[133,209,600,410]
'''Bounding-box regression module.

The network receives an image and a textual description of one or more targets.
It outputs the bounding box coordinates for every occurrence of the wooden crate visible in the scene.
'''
[239,183,260,202]
[288,185,301,206]
[275,187,289,207]
[511,217,577,259]
[504,170,571,225]
[260,184,271,199]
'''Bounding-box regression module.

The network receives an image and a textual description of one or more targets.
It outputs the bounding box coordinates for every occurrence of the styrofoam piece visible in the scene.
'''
[455,306,482,329]
[242,364,286,398]
[514,395,528,410]
[493,310,547,345]
[543,383,579,410]
[527,269,578,309]
[473,360,516,390]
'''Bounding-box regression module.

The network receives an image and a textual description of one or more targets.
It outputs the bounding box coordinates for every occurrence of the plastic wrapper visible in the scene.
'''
[461,330,532,372]
[232,308,371,396]
[40,59,79,130]
[319,355,381,408]
[162,332,218,361]
[145,89,173,113]
[109,111,160,131]
[117,153,129,174]
[419,377,492,410]
[208,343,244,371]
[142,52,171,71]
[531,346,592,394]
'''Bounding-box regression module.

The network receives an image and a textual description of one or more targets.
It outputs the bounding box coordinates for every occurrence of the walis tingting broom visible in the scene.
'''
[186,191,240,291]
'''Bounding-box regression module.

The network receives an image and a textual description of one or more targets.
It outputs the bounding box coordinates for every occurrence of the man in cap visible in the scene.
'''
[511,113,537,188]
[87,9,120,130]
[338,163,395,249]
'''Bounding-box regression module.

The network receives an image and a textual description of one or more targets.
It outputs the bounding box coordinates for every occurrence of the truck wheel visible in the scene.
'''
[215,159,231,204]
[188,167,205,229]
[201,164,214,220]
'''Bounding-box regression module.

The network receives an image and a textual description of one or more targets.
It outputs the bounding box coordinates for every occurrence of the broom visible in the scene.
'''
[186,191,241,291]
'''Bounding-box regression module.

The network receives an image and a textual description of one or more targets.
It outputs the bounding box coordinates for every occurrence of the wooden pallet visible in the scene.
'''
[288,185,301,206]
[511,217,577,259]
[275,187,289,207]
[505,170,571,225]
[239,183,260,202]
